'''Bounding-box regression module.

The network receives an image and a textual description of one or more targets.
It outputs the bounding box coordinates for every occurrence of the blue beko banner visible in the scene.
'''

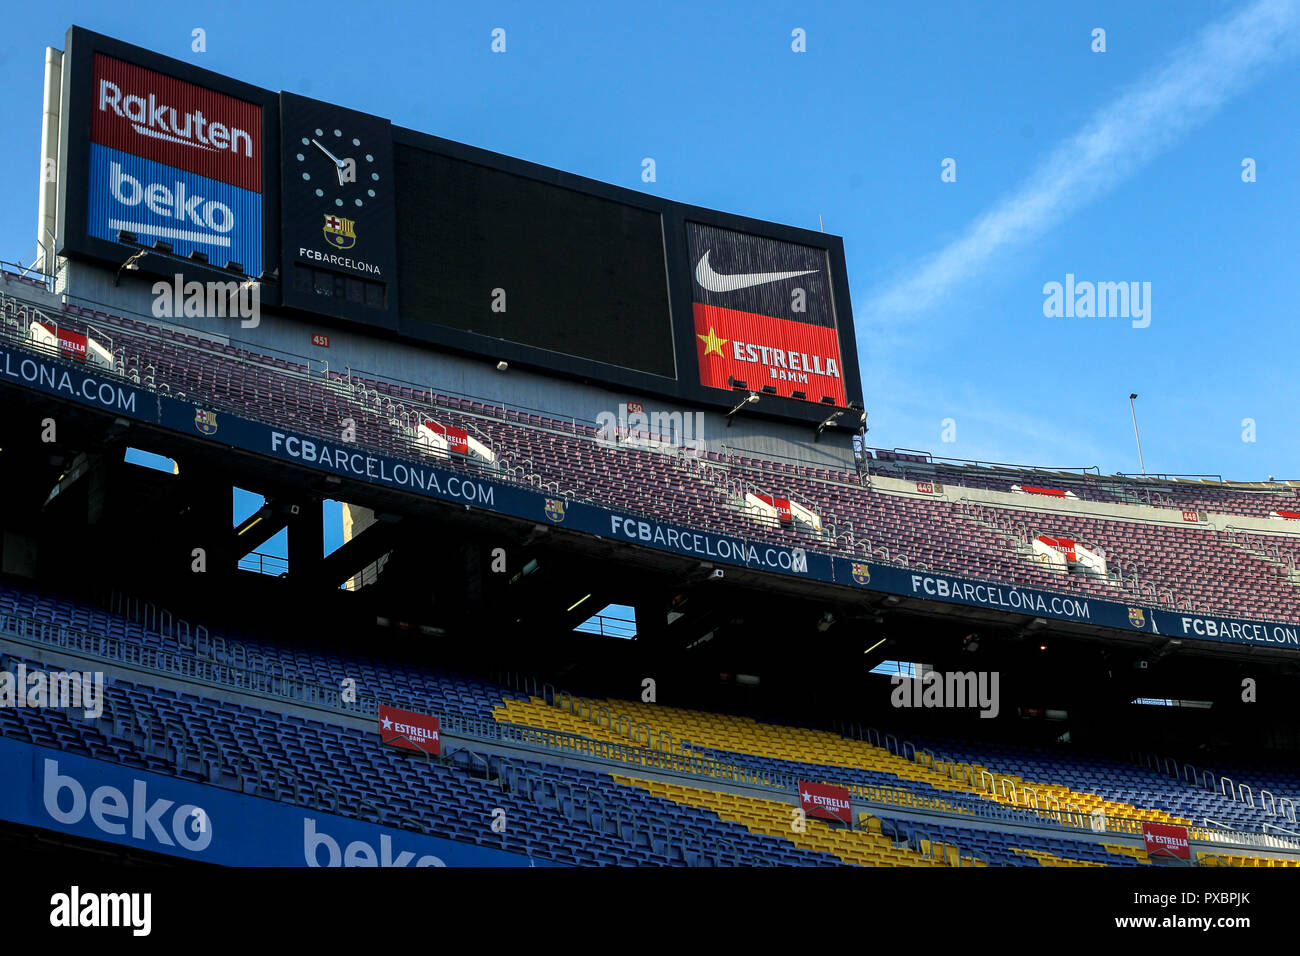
[4,339,1299,652]
[87,143,263,270]
[0,738,561,866]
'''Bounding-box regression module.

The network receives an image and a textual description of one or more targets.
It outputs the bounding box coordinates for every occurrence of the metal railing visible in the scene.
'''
[237,550,290,577]
[1132,750,1300,826]
[573,613,637,640]
[0,260,56,293]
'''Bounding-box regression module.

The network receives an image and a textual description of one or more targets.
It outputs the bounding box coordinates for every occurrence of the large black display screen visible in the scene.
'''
[394,145,676,379]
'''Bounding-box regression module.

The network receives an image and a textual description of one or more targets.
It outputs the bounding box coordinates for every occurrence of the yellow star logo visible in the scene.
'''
[697,326,728,357]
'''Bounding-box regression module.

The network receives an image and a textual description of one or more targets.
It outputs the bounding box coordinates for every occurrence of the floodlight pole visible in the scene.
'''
[1129,393,1146,476]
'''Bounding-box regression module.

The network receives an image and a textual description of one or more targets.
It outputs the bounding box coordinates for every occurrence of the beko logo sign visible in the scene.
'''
[98,79,253,157]
[108,161,235,244]
[90,146,263,260]
[42,758,213,852]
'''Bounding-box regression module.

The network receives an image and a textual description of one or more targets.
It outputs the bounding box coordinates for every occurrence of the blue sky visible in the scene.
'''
[6,0,1300,489]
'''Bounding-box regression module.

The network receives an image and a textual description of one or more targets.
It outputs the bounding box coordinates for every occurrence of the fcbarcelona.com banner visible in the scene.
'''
[3,339,1298,652]
[0,738,559,866]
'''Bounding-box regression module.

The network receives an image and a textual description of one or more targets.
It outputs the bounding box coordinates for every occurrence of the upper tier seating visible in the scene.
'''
[9,298,1300,625]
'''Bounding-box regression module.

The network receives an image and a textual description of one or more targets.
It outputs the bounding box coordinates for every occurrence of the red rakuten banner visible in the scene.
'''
[695,304,846,406]
[378,704,441,755]
[1141,822,1189,859]
[799,780,851,824]
[91,53,262,192]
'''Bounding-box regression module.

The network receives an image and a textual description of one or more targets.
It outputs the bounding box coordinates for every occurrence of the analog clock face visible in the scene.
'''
[278,92,399,324]
[292,126,382,209]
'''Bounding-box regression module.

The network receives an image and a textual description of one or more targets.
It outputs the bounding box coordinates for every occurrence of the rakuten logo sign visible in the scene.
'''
[91,53,262,192]
[42,758,212,853]
[99,80,253,157]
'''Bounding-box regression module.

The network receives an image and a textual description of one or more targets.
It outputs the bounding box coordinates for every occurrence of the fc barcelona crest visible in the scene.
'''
[1128,607,1146,629]
[851,562,871,586]
[544,498,566,523]
[323,214,357,251]
[194,409,219,436]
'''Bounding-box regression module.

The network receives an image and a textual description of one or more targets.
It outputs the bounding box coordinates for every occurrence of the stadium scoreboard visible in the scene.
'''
[394,146,677,380]
[54,26,863,424]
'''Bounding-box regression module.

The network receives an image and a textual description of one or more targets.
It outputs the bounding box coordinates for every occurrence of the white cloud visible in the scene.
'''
[861,0,1300,322]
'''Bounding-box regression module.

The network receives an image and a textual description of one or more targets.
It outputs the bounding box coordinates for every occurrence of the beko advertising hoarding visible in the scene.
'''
[58,28,280,291]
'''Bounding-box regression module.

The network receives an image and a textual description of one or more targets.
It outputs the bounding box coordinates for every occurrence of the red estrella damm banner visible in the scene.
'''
[753,493,793,523]
[58,329,88,363]
[91,53,262,192]
[1140,821,1190,859]
[378,704,442,755]
[694,304,847,406]
[799,780,852,824]
[424,421,469,456]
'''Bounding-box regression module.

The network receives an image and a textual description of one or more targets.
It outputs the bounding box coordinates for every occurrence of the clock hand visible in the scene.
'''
[311,138,346,169]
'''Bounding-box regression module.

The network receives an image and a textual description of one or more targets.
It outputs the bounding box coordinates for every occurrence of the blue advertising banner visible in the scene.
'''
[0,737,560,866]
[5,338,1299,652]
[0,342,155,416]
[87,143,263,270]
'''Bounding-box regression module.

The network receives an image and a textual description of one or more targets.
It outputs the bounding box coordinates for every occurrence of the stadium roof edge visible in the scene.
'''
[867,447,1293,493]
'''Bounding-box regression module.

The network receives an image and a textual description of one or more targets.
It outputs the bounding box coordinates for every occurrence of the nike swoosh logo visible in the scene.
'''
[695,250,817,293]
